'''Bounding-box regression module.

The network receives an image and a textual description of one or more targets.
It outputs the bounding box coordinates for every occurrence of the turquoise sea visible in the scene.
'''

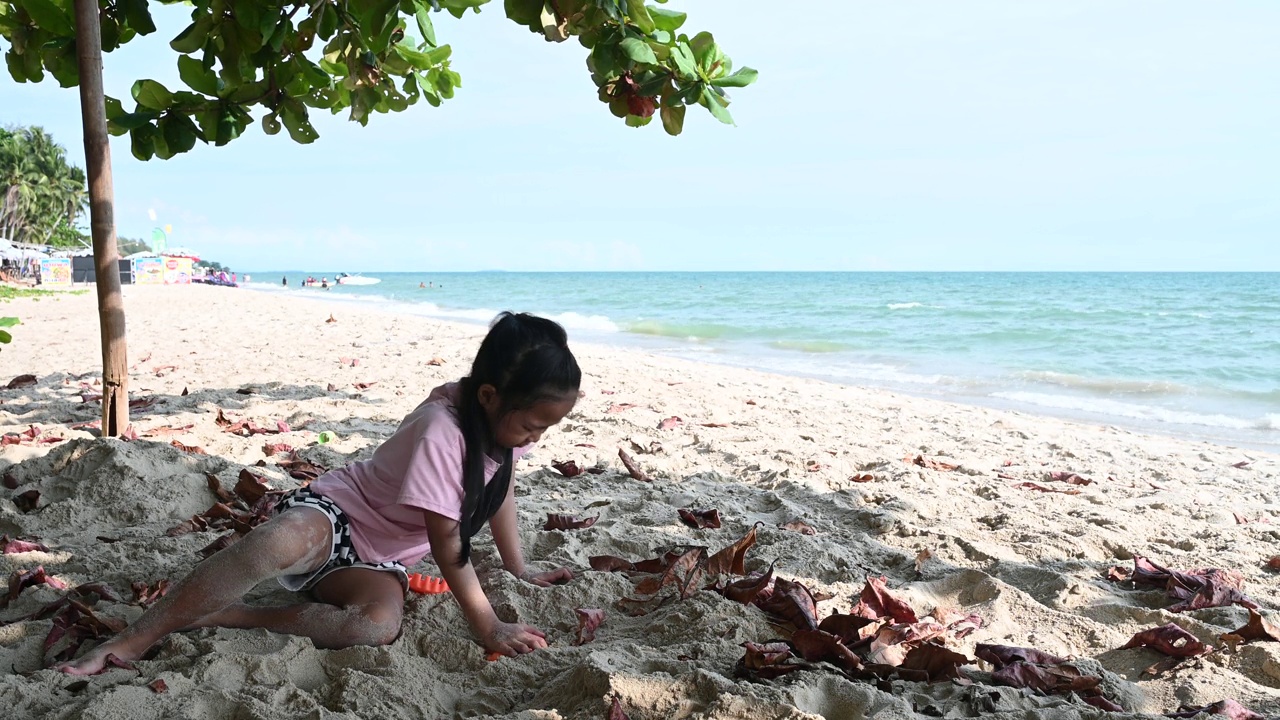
[245,272,1280,452]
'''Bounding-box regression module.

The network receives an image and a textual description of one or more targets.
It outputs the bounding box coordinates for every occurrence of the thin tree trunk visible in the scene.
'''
[73,0,128,436]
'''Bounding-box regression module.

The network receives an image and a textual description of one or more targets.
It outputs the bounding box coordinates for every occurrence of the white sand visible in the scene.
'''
[1,284,1277,719]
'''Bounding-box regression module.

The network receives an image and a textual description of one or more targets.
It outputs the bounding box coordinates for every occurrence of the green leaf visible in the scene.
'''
[281,102,319,143]
[415,5,437,46]
[659,103,684,136]
[590,41,618,79]
[171,15,214,54]
[215,107,242,145]
[0,317,19,327]
[132,79,174,110]
[0,329,11,344]
[178,55,219,95]
[107,111,158,133]
[43,48,78,87]
[504,0,541,30]
[318,2,339,39]
[689,32,715,65]
[296,57,331,89]
[14,0,74,37]
[259,6,280,38]
[710,67,756,88]
[5,49,28,83]
[625,0,654,33]
[21,38,43,80]
[152,123,173,159]
[261,112,282,135]
[624,113,652,127]
[648,6,685,32]
[701,85,733,125]
[162,112,200,154]
[670,42,696,79]
[618,37,656,65]
[119,0,157,35]
[231,0,263,34]
[394,43,451,70]
[195,106,220,138]
[439,0,488,18]
[130,125,157,161]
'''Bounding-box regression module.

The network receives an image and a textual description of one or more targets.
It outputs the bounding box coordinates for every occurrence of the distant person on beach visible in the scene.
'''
[59,313,580,675]
[321,278,329,289]
[282,276,288,287]
[419,282,426,288]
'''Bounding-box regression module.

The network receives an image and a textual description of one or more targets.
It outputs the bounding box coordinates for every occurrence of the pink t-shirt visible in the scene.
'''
[310,382,529,565]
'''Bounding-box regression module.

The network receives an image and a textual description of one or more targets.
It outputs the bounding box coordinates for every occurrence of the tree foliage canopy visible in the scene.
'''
[117,236,150,255]
[0,0,756,160]
[0,125,87,244]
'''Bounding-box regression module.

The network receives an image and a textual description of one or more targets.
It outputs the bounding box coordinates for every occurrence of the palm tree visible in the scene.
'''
[0,126,88,245]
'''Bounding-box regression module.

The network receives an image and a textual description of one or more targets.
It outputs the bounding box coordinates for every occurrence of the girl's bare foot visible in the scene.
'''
[56,637,149,676]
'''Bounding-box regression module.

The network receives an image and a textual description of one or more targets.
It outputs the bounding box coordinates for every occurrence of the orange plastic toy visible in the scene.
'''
[407,573,449,594]
[485,652,503,662]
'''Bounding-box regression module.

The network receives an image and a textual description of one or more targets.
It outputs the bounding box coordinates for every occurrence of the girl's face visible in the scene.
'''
[479,387,577,449]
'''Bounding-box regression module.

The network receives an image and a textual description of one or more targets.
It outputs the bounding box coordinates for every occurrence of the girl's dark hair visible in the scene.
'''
[455,312,581,565]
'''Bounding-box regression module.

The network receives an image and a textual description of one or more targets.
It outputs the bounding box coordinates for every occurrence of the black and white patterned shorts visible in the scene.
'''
[273,487,408,593]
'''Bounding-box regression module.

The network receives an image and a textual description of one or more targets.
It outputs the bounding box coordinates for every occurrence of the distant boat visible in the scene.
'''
[335,273,380,286]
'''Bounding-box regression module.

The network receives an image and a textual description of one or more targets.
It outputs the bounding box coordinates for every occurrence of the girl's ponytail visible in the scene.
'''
[454,313,580,565]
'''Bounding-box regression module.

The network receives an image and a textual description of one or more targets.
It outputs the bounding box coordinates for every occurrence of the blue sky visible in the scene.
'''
[3,1,1278,272]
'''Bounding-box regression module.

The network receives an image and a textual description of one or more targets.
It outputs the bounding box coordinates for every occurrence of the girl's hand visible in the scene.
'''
[519,567,573,587]
[484,621,548,656]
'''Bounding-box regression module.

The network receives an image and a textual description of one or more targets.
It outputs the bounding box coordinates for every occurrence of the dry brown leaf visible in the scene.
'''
[904,455,959,472]
[1121,623,1212,658]
[678,508,722,529]
[1015,481,1081,495]
[755,577,820,631]
[1224,609,1280,645]
[574,608,605,645]
[778,519,817,535]
[1167,700,1266,720]
[852,575,918,624]
[551,460,584,477]
[543,513,598,531]
[618,448,649,482]
[704,523,762,576]
[658,416,684,430]
[914,548,934,575]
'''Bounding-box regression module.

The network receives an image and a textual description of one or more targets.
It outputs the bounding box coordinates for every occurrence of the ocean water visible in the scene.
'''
[245,272,1280,452]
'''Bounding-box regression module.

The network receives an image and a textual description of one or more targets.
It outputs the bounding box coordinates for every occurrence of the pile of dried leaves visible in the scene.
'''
[166,470,284,559]
[580,517,1280,715]
[266,450,328,484]
[0,580,128,667]
[1108,555,1259,613]
[1,425,64,447]
[214,409,290,437]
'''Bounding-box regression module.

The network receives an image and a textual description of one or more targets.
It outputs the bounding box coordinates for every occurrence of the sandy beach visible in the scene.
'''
[1,284,1278,719]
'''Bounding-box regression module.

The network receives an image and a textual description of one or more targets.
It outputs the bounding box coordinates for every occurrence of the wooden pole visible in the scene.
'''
[73,0,129,436]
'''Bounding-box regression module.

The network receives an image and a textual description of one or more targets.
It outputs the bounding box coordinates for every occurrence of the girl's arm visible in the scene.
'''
[490,479,573,586]
[423,510,547,656]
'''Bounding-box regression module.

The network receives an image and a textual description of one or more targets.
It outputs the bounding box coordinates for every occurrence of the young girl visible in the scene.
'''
[61,312,581,675]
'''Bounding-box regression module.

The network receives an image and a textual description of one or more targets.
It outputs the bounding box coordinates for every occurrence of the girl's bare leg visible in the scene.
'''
[58,508,333,675]
[192,567,405,648]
